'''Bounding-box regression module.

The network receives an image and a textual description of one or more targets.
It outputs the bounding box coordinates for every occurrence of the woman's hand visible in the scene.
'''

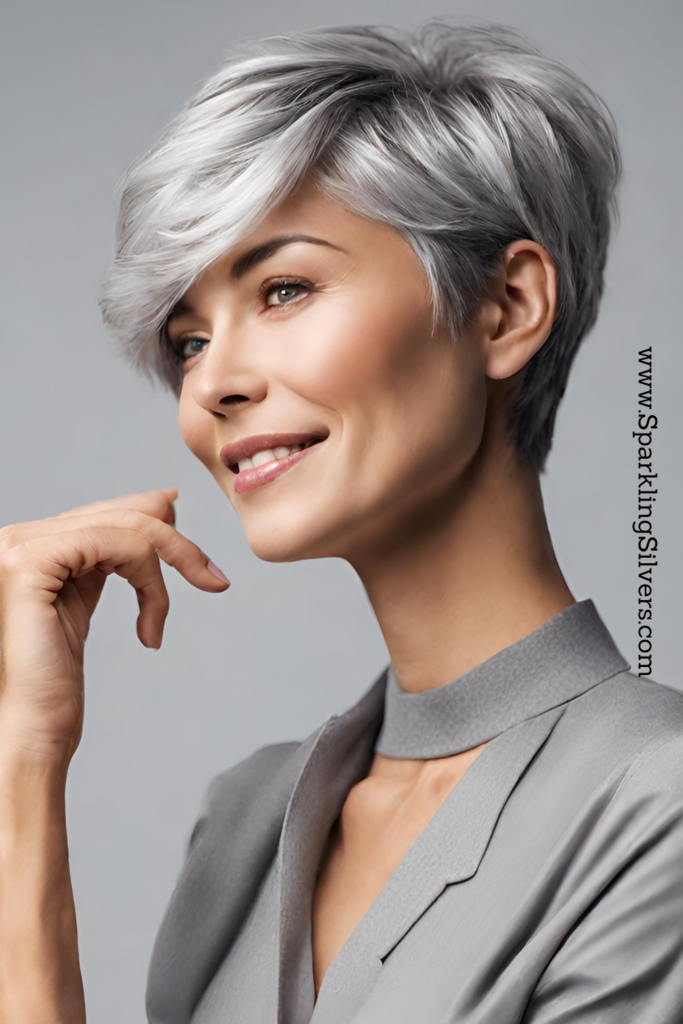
[0,486,230,766]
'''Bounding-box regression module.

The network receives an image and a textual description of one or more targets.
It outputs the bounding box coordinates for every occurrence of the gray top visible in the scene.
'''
[145,598,683,1023]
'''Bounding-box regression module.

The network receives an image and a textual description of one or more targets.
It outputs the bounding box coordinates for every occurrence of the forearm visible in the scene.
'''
[0,749,85,1024]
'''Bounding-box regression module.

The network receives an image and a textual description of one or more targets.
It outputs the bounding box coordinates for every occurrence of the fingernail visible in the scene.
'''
[206,559,231,585]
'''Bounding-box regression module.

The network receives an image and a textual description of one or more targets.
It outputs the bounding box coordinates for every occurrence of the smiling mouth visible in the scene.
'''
[228,436,326,474]
[230,436,328,496]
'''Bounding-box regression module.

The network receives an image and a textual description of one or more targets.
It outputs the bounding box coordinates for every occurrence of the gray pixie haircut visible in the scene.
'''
[97,17,622,472]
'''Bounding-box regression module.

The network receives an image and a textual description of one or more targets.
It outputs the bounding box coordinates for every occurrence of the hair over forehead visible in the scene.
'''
[97,17,622,472]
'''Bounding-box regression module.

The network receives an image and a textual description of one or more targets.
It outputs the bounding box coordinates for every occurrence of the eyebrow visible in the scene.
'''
[164,234,347,324]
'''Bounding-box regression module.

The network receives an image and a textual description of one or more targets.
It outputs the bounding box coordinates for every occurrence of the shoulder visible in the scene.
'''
[208,739,302,795]
[529,686,683,1017]
[543,671,683,808]
[571,671,683,770]
[202,738,304,814]
[573,667,683,741]
[185,738,304,854]
[618,726,683,800]
[588,668,683,720]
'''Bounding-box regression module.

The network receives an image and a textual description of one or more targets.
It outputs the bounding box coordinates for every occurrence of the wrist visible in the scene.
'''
[0,712,76,775]
[0,744,69,849]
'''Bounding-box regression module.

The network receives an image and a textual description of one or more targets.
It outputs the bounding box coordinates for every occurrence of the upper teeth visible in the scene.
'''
[236,439,320,472]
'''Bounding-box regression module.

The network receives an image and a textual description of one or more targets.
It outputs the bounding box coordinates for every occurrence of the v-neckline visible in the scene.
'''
[309,724,506,1005]
[310,705,566,1021]
[275,697,567,1024]
[310,735,495,1003]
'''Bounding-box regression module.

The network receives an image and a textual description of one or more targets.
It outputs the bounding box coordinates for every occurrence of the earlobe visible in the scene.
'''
[484,326,553,382]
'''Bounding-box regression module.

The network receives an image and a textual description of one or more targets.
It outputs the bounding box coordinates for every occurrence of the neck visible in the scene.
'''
[347,439,574,696]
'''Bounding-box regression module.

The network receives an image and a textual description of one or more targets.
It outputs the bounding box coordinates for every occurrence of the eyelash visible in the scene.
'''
[167,277,314,364]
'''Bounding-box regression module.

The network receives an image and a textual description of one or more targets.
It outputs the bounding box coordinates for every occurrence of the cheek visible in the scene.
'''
[278,287,431,412]
[178,393,213,467]
[301,290,477,435]
[281,290,484,505]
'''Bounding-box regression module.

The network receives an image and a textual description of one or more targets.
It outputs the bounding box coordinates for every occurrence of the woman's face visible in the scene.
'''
[167,179,489,564]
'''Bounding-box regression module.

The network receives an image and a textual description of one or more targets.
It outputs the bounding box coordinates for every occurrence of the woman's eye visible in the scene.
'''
[173,336,209,362]
[263,280,311,308]
[169,280,313,362]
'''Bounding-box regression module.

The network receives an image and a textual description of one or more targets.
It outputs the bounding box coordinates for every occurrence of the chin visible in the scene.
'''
[242,512,338,564]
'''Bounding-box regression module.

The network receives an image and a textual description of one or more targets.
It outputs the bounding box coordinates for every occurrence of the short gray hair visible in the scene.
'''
[97,17,622,471]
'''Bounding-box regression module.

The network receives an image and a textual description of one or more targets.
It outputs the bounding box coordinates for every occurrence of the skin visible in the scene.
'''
[165,175,575,995]
[0,489,228,1022]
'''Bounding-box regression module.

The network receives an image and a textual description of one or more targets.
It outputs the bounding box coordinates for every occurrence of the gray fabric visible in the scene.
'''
[374,599,628,757]
[145,599,683,1023]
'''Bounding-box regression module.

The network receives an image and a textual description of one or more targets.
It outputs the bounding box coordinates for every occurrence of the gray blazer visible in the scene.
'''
[145,608,683,1023]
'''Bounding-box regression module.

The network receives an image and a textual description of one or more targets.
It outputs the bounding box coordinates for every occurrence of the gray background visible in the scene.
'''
[1,1,681,1020]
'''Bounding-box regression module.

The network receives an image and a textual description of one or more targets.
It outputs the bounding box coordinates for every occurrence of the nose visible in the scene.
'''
[187,319,268,417]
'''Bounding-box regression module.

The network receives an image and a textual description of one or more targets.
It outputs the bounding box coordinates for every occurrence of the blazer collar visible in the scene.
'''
[374,598,630,758]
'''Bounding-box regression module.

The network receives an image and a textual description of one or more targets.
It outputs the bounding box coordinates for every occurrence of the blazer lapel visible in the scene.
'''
[310,703,568,1022]
[145,667,389,1024]
[145,723,331,1024]
[276,669,389,1024]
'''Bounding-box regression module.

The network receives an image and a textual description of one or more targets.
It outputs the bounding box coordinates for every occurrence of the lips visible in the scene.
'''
[220,430,330,472]
[232,440,326,494]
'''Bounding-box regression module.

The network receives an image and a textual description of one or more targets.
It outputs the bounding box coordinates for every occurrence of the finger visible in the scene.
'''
[122,549,170,648]
[0,507,227,593]
[6,527,172,649]
[55,576,94,646]
[0,492,179,558]
[67,562,108,620]
[54,489,178,528]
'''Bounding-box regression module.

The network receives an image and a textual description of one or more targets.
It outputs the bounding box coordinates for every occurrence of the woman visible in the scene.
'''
[1,17,681,1024]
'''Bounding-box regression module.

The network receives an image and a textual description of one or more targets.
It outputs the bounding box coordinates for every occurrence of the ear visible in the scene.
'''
[479,241,557,381]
